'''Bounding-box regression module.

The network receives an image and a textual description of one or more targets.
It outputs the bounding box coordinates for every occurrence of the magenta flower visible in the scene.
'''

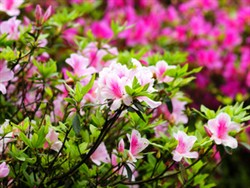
[0,0,24,16]
[0,17,21,40]
[172,131,198,162]
[127,129,149,162]
[91,21,113,39]
[90,142,110,166]
[0,61,14,94]
[205,113,240,149]
[0,162,9,178]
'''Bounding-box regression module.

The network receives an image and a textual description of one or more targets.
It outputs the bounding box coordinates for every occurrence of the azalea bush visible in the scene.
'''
[0,0,250,187]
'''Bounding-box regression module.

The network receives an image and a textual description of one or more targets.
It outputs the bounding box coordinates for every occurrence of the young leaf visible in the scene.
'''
[72,114,81,136]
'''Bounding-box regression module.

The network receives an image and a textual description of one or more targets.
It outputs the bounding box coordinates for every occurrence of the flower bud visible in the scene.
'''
[42,6,52,23]
[35,5,43,25]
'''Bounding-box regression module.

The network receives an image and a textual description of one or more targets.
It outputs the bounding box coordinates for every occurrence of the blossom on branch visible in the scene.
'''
[0,61,14,94]
[127,129,149,162]
[90,142,110,166]
[172,131,198,162]
[0,0,24,16]
[205,113,240,149]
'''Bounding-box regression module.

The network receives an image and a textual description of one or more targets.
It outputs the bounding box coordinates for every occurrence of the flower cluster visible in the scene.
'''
[0,1,249,188]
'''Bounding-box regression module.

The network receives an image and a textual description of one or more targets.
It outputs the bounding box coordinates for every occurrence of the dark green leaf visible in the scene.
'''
[72,114,81,136]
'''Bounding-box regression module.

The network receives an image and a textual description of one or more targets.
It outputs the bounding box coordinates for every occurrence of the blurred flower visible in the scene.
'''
[0,0,24,16]
[44,128,63,152]
[0,162,9,178]
[91,142,110,165]
[0,17,21,40]
[0,61,14,94]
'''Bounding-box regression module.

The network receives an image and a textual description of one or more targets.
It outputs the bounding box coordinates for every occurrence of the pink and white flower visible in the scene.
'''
[90,142,110,165]
[150,60,176,83]
[96,62,132,110]
[65,53,96,85]
[172,131,198,162]
[0,61,14,94]
[96,59,161,110]
[127,129,149,162]
[66,53,96,77]
[205,112,240,149]
[0,162,9,178]
[44,128,63,152]
[0,17,21,40]
[0,0,24,16]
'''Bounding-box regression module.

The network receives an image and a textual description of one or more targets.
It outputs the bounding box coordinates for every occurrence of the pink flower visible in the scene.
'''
[172,131,198,162]
[44,128,63,152]
[222,28,242,49]
[205,113,240,149]
[65,53,96,84]
[0,17,21,40]
[96,62,132,110]
[82,42,118,71]
[196,49,222,70]
[154,123,168,138]
[62,28,78,45]
[0,61,14,94]
[0,162,9,178]
[154,96,188,124]
[137,96,161,109]
[127,129,149,162]
[90,142,110,165]
[0,0,24,16]
[151,60,176,83]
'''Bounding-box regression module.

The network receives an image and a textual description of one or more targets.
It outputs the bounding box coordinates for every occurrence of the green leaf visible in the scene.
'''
[75,82,84,102]
[193,174,209,186]
[165,97,173,113]
[179,163,188,184]
[31,133,38,148]
[135,109,146,122]
[241,115,250,122]
[89,124,100,138]
[72,114,81,136]
[200,105,215,119]
[81,74,95,97]
[125,85,133,96]
[79,142,88,154]
[19,132,32,148]
[0,46,17,61]
[33,59,57,79]
[64,97,76,105]
[132,76,140,89]
[36,126,46,148]
[133,100,145,112]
